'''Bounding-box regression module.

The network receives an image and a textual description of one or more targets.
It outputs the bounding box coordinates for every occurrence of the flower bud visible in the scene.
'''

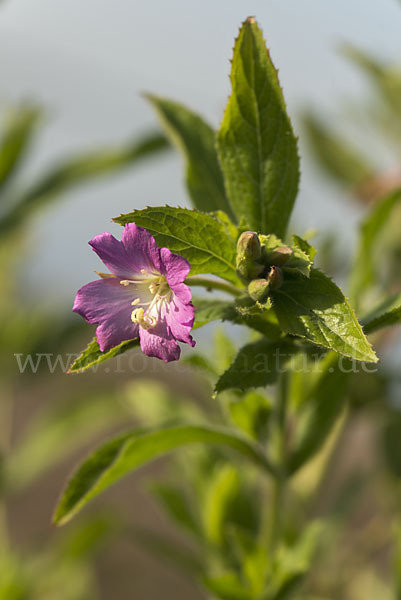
[265,246,293,266]
[248,278,270,303]
[267,266,283,290]
[237,231,262,261]
[236,231,264,282]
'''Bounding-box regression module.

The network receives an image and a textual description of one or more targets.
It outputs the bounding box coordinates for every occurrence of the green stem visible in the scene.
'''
[185,276,242,297]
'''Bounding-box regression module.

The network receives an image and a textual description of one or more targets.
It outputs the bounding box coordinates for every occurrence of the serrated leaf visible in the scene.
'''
[0,104,40,192]
[215,339,298,394]
[272,269,377,362]
[113,206,240,284]
[53,424,274,525]
[146,95,234,218]
[193,297,282,339]
[350,190,401,306]
[0,131,168,236]
[68,337,139,374]
[289,353,349,473]
[216,17,299,237]
[362,292,401,334]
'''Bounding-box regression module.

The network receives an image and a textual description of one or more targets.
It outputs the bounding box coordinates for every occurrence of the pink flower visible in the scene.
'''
[73,224,195,362]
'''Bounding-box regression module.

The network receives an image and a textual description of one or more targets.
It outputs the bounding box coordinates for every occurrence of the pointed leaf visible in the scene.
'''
[272,269,377,362]
[113,206,240,284]
[146,95,234,218]
[53,424,275,525]
[216,17,299,237]
[362,292,401,334]
[215,339,298,393]
[68,337,139,374]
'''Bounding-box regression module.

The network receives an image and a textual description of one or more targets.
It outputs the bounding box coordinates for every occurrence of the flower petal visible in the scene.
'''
[122,223,163,274]
[73,278,139,351]
[89,232,135,279]
[139,321,181,363]
[163,295,195,347]
[160,247,191,286]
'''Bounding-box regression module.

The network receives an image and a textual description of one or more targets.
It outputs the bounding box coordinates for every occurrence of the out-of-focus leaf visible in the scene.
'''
[216,18,299,238]
[114,206,240,284]
[151,482,201,537]
[289,353,349,474]
[350,189,401,305]
[54,424,275,525]
[228,391,272,441]
[343,45,401,120]
[0,105,40,193]
[146,95,234,218]
[203,572,252,600]
[302,112,373,186]
[202,464,240,546]
[215,339,298,394]
[273,269,377,362]
[362,292,401,334]
[68,337,139,374]
[5,392,127,491]
[0,131,168,236]
[129,527,204,575]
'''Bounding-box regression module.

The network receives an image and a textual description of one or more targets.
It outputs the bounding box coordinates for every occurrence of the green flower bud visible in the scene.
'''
[237,231,262,261]
[236,232,264,282]
[267,266,283,290]
[265,246,293,266]
[248,278,270,303]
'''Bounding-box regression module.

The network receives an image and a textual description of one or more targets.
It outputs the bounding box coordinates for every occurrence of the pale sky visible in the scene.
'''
[0,0,400,306]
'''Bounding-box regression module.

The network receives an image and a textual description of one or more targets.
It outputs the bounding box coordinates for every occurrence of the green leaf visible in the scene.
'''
[113,206,240,284]
[362,292,401,334]
[151,482,201,537]
[53,424,274,525]
[4,392,127,492]
[215,339,298,394]
[288,353,350,473]
[203,573,252,600]
[302,112,374,186]
[216,17,299,237]
[68,337,139,374]
[350,190,401,306]
[0,131,168,236]
[146,95,234,218]
[272,268,378,362]
[228,392,272,441]
[343,45,401,121]
[202,464,240,546]
[193,297,282,339]
[0,104,40,192]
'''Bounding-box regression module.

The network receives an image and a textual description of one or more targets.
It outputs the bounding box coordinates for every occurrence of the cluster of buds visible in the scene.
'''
[236,231,293,303]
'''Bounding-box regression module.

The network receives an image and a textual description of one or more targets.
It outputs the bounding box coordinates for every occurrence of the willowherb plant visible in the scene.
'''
[55,17,401,600]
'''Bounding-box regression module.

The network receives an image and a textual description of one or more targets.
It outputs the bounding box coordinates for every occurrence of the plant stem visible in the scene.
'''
[185,276,243,297]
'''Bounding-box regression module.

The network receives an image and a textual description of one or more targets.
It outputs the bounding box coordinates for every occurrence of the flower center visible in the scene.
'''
[120,272,171,330]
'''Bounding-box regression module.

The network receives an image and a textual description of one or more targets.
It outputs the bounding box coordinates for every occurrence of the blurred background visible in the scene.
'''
[1,1,401,599]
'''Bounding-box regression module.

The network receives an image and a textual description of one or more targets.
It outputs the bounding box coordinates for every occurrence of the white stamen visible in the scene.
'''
[131,298,140,306]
